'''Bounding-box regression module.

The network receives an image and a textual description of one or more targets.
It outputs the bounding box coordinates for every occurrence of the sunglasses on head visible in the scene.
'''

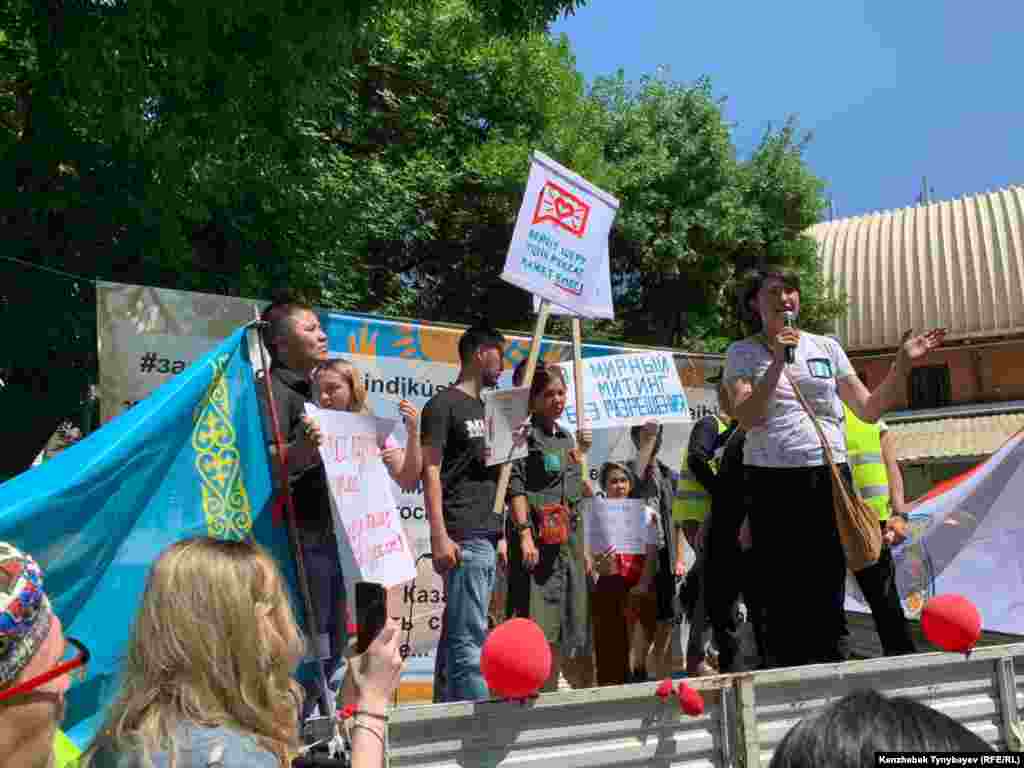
[0,637,89,702]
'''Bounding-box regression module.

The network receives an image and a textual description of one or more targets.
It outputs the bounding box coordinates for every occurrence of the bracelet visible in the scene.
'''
[354,709,388,722]
[349,722,385,747]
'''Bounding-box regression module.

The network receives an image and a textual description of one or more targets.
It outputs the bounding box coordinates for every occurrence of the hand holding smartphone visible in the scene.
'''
[355,581,388,654]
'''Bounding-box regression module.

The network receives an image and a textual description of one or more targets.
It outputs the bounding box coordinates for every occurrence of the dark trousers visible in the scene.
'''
[745,464,849,668]
[591,575,630,686]
[705,498,766,673]
[296,527,348,719]
[841,523,916,657]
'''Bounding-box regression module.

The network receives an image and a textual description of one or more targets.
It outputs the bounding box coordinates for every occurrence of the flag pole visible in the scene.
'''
[491,300,552,518]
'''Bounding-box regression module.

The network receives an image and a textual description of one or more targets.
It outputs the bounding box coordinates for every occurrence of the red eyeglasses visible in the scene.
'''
[0,637,89,702]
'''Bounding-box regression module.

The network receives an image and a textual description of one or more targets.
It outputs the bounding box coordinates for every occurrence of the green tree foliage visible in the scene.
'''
[316,44,844,348]
[1,0,843,478]
[0,0,585,478]
[588,77,844,351]
[313,0,608,323]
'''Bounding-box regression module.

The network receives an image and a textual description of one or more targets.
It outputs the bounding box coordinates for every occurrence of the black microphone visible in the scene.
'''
[783,310,796,364]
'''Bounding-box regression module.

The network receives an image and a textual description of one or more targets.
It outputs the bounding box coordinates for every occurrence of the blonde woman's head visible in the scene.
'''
[84,538,304,768]
[313,358,369,414]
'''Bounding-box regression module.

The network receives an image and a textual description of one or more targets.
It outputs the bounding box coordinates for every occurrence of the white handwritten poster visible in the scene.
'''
[307,405,416,588]
[500,151,618,319]
[556,351,691,430]
[586,498,651,555]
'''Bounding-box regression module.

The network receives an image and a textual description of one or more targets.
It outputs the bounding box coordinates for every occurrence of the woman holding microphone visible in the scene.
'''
[723,265,944,668]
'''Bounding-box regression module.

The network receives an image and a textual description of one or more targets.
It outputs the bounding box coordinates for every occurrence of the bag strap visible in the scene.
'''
[561,446,569,507]
[755,337,837,463]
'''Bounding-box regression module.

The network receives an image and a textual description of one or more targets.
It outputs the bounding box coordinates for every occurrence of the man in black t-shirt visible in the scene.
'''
[421,323,505,703]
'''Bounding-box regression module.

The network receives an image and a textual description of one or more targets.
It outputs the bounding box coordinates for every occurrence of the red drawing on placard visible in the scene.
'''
[532,180,591,237]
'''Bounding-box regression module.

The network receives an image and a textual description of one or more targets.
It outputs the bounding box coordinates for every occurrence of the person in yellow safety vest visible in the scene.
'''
[674,378,735,676]
[674,416,729,540]
[53,729,81,768]
[843,403,910,545]
[840,403,916,657]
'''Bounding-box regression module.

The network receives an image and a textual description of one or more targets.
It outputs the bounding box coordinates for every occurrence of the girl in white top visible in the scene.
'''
[723,265,944,668]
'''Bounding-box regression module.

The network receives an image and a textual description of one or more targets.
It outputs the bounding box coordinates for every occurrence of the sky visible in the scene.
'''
[551,1,1024,219]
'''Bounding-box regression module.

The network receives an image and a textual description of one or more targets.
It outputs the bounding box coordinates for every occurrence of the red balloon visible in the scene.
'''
[677,682,704,716]
[481,618,552,699]
[655,678,674,700]
[921,594,982,653]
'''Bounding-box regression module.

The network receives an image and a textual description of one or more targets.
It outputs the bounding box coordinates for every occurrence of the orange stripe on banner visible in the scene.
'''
[917,428,1024,503]
[395,681,434,703]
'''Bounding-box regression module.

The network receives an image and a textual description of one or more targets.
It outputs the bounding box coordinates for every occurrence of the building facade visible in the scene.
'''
[810,184,1024,499]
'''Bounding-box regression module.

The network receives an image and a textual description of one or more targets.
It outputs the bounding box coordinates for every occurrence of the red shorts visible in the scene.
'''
[616,554,646,590]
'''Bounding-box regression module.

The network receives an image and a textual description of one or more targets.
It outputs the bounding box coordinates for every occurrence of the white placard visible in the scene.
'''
[307,405,416,588]
[501,151,618,319]
[586,498,650,555]
[482,386,530,467]
[555,351,691,431]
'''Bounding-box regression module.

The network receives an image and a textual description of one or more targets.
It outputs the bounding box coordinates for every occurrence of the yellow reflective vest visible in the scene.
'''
[843,403,891,521]
[54,729,80,768]
[672,415,728,523]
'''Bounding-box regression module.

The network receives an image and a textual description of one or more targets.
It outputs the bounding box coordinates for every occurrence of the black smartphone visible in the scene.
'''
[355,581,387,654]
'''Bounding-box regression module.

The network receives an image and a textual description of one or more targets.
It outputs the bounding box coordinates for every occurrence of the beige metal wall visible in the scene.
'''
[811,185,1024,352]
[389,643,1024,767]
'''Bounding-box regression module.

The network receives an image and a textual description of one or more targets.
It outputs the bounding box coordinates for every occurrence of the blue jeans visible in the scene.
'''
[433,538,496,703]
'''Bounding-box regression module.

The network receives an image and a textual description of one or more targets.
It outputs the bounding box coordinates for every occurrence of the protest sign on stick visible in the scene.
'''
[308,405,416,588]
[557,351,691,431]
[586,498,650,555]
[483,386,530,467]
[501,151,618,320]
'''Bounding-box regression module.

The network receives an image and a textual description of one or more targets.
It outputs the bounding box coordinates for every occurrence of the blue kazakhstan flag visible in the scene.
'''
[0,325,298,747]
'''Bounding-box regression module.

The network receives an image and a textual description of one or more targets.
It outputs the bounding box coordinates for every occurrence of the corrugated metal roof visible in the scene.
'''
[888,412,1024,462]
[884,399,1024,423]
[809,185,1024,352]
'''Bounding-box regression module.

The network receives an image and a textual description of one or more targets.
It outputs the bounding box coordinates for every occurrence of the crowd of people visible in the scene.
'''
[0,263,965,768]
[416,263,943,692]
[255,264,948,700]
[0,536,994,768]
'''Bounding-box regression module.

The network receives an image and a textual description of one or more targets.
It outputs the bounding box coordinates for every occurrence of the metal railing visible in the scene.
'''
[388,643,1024,768]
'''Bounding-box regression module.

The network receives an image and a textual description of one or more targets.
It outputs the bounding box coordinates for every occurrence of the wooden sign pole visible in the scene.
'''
[570,317,588,482]
[491,300,552,517]
[570,317,590,570]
